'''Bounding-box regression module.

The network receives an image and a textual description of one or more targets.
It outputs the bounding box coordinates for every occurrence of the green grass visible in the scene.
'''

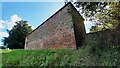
[1,44,120,67]
[2,48,90,67]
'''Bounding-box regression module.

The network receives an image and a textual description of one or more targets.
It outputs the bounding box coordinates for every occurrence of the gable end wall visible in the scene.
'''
[25,4,77,49]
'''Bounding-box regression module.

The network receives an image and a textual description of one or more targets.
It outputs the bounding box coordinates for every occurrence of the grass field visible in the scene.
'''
[2,49,87,67]
[1,44,120,67]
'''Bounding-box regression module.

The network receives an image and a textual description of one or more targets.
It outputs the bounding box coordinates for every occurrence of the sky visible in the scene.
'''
[0,1,94,46]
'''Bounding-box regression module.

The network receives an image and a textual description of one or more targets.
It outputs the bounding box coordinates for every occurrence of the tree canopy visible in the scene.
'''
[91,2,120,32]
[2,20,33,49]
[74,1,120,32]
[74,2,108,19]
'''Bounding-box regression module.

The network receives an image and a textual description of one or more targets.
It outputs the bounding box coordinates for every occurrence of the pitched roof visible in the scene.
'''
[28,2,84,36]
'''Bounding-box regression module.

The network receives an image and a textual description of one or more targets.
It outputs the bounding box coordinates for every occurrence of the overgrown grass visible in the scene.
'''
[2,49,88,67]
[1,41,120,67]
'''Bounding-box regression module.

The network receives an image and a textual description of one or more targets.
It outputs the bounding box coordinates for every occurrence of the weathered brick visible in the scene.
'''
[25,3,85,50]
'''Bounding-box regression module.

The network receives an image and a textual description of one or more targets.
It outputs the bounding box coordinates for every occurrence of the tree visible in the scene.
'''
[74,1,120,32]
[2,20,33,49]
[74,1,108,32]
[74,2,108,20]
[89,2,120,32]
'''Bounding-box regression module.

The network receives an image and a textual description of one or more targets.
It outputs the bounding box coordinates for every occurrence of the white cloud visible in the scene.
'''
[0,20,5,29]
[0,14,22,39]
[0,14,34,37]
[2,14,22,30]
[0,32,9,37]
[6,14,22,30]
[11,14,22,23]
[1,14,34,31]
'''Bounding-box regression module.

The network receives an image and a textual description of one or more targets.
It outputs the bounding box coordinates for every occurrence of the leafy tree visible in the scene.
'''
[74,2,108,20]
[89,2,120,32]
[74,1,109,32]
[2,20,32,49]
[74,1,120,32]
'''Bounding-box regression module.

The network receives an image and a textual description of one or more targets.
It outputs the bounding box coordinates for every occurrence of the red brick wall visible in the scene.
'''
[25,3,76,49]
[25,4,78,49]
[71,6,86,49]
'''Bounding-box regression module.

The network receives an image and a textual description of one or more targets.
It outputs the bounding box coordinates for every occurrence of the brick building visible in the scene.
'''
[25,3,86,49]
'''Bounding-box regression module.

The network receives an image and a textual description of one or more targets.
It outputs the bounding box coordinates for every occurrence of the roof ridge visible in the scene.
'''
[27,2,83,37]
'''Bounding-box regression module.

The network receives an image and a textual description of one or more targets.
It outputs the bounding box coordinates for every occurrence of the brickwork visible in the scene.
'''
[86,24,120,49]
[25,3,85,49]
